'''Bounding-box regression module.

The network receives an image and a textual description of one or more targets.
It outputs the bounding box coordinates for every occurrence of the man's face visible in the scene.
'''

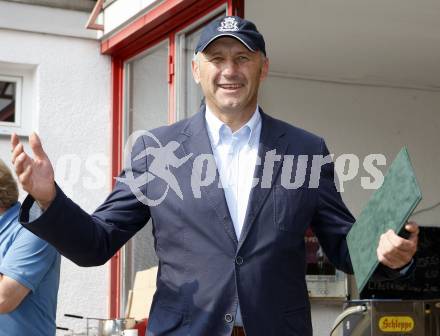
[192,37,269,116]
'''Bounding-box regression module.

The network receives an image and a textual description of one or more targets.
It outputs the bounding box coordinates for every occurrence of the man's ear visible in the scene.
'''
[259,56,269,82]
[192,55,201,84]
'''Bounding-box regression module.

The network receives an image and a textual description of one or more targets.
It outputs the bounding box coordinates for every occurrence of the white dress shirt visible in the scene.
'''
[205,105,262,326]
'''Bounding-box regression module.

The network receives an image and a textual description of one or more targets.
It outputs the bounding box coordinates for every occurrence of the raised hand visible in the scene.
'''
[11,133,56,210]
[377,222,419,269]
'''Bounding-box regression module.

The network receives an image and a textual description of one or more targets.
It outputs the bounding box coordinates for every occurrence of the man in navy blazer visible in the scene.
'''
[12,16,418,336]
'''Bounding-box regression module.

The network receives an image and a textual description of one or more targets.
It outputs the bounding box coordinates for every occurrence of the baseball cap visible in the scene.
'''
[195,16,266,56]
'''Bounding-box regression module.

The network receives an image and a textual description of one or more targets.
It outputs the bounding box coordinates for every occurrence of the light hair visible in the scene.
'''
[0,159,18,209]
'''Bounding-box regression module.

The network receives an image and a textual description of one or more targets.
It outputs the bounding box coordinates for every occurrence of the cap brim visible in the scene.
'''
[196,33,256,54]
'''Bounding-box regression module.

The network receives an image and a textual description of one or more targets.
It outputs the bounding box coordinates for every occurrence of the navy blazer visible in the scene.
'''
[20,108,356,336]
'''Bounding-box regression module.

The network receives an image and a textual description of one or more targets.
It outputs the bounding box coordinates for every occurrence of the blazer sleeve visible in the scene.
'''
[19,136,151,267]
[310,138,355,274]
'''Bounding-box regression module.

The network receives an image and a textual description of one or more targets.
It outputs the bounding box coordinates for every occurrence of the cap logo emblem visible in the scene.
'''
[218,17,239,32]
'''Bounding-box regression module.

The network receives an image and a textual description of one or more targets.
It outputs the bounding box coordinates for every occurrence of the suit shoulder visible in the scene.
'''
[151,118,188,137]
[266,114,324,148]
[137,116,191,147]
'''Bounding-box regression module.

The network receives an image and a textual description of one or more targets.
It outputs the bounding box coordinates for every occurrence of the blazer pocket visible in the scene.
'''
[147,304,185,336]
[273,185,313,233]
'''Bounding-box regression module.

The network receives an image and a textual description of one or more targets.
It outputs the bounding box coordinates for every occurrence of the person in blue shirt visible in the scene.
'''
[0,159,60,336]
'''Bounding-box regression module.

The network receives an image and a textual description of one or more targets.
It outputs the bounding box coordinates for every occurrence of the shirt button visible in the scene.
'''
[224,313,234,323]
[235,256,244,265]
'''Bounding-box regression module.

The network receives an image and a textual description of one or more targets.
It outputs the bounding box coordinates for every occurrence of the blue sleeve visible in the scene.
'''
[0,227,58,292]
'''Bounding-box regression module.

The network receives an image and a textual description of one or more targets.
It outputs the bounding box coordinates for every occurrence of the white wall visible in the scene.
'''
[0,2,111,333]
[0,0,97,39]
[103,0,161,35]
[259,74,440,335]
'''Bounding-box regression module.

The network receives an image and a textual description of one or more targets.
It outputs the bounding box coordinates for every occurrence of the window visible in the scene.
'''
[0,75,22,133]
[0,63,36,136]
[0,77,19,123]
[120,40,169,306]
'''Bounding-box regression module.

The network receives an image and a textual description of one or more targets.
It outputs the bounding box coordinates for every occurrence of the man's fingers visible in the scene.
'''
[386,229,416,252]
[14,151,32,176]
[405,222,419,232]
[384,233,410,259]
[29,132,48,161]
[377,229,415,269]
[19,164,33,189]
[11,142,24,165]
[405,222,419,242]
[11,133,19,149]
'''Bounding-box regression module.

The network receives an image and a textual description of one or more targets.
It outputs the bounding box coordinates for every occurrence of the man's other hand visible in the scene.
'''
[377,222,419,269]
[11,133,56,210]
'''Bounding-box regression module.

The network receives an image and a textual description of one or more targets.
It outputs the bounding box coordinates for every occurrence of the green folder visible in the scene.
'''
[347,147,422,294]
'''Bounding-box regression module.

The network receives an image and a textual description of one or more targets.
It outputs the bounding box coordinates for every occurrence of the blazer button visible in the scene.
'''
[235,256,243,265]
[224,313,234,323]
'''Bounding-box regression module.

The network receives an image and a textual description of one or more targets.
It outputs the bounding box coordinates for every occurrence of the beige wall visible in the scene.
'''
[259,74,440,334]
[260,74,440,222]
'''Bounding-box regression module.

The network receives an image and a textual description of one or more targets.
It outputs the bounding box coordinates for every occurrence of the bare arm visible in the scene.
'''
[0,274,30,314]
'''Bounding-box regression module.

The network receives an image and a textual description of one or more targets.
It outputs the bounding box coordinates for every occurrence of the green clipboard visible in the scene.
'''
[347,147,422,294]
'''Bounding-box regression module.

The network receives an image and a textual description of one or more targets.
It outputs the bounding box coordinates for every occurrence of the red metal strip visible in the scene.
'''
[109,57,124,319]
[227,0,244,17]
[101,0,228,57]
[101,0,194,55]
[168,33,176,124]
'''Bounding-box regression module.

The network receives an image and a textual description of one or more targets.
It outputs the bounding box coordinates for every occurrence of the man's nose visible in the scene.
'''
[222,59,239,77]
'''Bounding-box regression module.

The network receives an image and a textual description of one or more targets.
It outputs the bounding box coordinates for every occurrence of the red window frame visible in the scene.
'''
[102,0,244,318]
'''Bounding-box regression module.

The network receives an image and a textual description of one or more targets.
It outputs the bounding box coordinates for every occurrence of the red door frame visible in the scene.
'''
[105,0,244,318]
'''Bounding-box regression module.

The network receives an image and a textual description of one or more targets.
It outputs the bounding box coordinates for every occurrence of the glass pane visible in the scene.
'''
[127,42,169,132]
[183,27,204,117]
[0,81,16,123]
[122,41,169,314]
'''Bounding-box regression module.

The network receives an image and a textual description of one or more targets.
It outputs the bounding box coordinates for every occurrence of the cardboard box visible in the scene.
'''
[125,266,158,320]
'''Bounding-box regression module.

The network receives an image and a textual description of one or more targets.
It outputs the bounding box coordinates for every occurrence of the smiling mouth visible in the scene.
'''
[217,84,244,90]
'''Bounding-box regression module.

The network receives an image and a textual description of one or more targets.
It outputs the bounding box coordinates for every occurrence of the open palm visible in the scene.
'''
[11,133,56,209]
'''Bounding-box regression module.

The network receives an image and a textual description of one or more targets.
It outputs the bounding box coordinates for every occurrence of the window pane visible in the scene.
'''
[127,42,169,132]
[122,41,169,315]
[0,81,16,123]
[184,27,204,117]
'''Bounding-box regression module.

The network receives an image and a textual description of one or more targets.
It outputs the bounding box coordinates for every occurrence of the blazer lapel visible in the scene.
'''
[238,111,288,250]
[180,108,239,246]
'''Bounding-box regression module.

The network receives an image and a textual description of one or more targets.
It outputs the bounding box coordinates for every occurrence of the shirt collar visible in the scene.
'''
[205,105,261,148]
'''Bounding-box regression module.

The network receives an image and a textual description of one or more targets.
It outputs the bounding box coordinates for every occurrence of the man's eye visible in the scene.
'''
[210,57,223,63]
[237,56,250,62]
